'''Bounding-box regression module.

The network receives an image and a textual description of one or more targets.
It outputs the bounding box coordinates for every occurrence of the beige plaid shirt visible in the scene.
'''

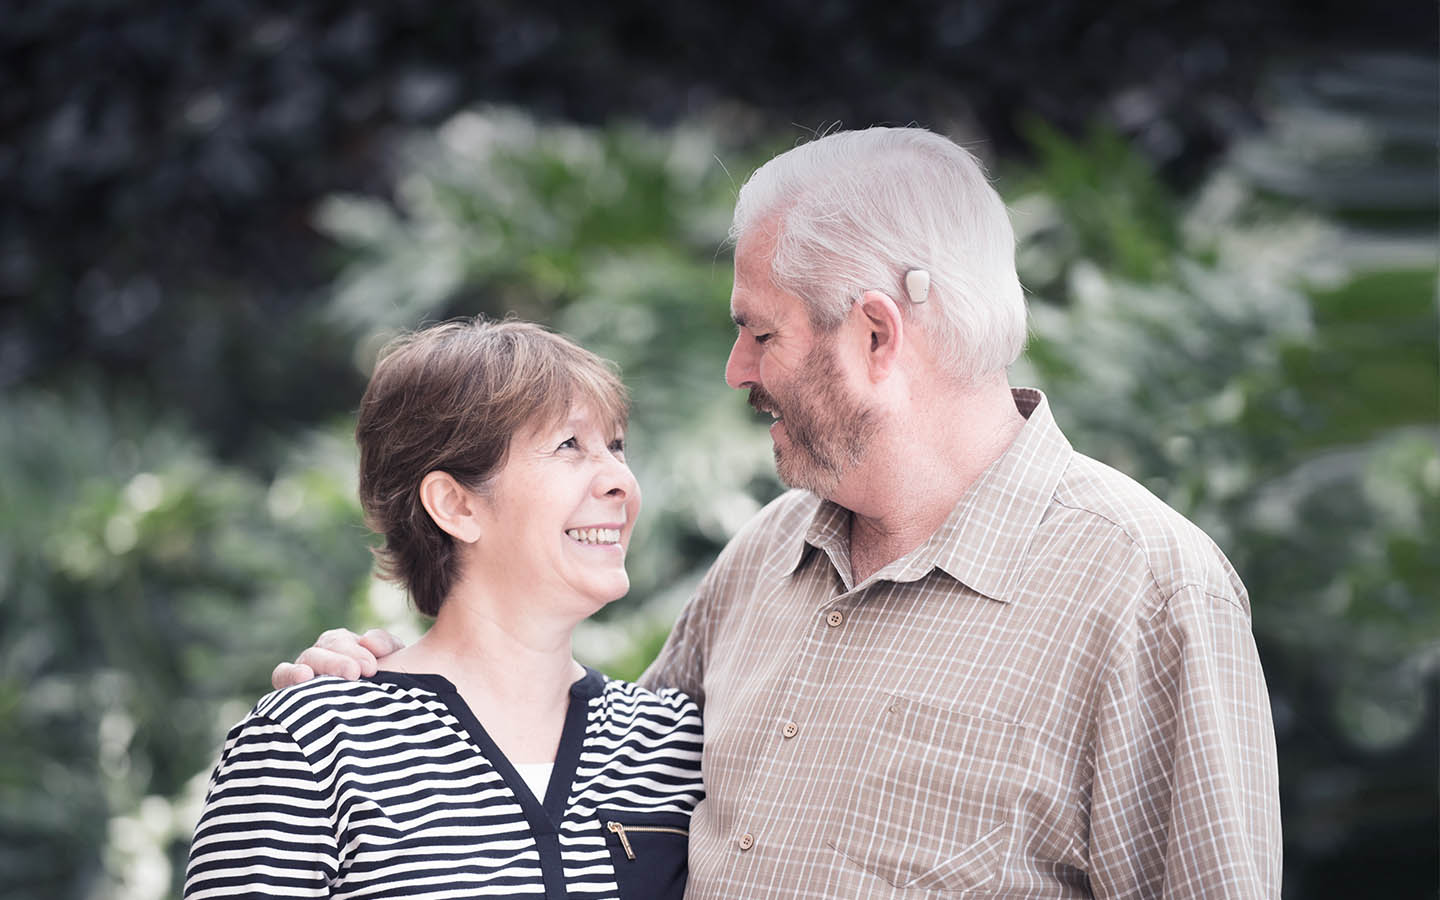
[643,388,1281,898]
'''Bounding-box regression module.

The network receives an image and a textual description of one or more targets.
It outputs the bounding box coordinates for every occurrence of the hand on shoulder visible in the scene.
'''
[271,628,407,688]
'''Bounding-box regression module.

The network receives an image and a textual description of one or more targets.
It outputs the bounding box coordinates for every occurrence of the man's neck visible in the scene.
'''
[836,381,1026,584]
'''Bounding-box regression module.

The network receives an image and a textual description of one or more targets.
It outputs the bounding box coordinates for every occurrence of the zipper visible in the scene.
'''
[605,820,689,860]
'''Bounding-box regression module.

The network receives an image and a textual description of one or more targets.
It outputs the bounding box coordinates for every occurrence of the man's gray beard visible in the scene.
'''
[768,350,877,497]
[774,438,850,496]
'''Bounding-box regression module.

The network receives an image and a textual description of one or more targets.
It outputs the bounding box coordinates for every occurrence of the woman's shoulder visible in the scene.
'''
[252,673,392,711]
[596,673,702,725]
[574,673,704,814]
[247,674,445,732]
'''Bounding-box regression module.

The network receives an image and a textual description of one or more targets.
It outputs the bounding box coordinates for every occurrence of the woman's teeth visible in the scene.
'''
[566,528,621,545]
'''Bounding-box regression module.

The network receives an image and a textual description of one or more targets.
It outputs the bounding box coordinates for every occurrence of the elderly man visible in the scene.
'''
[275,127,1282,898]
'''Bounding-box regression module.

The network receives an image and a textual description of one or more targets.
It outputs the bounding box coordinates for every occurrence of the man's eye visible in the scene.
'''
[754,333,773,345]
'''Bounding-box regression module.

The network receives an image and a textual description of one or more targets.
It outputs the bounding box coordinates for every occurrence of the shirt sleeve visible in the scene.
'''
[184,714,339,899]
[1089,585,1283,899]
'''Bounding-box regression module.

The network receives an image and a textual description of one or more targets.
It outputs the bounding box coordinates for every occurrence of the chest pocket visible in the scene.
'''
[600,807,690,900]
[827,693,1025,894]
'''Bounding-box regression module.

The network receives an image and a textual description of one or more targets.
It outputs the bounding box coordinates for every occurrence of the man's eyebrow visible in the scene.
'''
[732,310,774,330]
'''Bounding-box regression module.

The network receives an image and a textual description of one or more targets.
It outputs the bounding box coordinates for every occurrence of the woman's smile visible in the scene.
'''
[565,526,624,546]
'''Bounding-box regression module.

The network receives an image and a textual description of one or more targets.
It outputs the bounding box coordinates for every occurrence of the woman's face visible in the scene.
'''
[468,404,641,617]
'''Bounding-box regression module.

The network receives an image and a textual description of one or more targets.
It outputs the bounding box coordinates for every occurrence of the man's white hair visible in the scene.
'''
[730,126,1027,382]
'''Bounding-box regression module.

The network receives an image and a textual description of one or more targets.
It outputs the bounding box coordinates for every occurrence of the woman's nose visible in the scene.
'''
[595,453,638,499]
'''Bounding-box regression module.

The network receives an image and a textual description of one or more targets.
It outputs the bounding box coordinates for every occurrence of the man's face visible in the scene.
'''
[726,233,877,496]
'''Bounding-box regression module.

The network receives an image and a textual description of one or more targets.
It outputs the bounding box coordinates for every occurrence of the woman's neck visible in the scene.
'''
[384,591,585,763]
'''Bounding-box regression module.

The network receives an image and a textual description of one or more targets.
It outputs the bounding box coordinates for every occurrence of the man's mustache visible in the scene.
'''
[748,386,779,416]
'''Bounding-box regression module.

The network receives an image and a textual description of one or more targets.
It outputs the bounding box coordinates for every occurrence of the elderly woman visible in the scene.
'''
[184,319,703,899]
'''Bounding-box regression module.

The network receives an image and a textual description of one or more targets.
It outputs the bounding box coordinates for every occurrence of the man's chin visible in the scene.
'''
[774,447,841,497]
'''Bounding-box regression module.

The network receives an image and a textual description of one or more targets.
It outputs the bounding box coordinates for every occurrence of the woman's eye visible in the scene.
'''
[557,437,579,450]
[608,439,626,455]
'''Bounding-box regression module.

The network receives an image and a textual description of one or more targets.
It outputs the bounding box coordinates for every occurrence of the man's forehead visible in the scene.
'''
[729,225,811,326]
[730,268,794,328]
[730,294,787,330]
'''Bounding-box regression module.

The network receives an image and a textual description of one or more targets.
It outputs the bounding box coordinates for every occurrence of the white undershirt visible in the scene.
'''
[513,762,554,802]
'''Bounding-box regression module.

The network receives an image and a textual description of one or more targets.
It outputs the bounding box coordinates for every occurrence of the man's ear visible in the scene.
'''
[855,290,905,381]
[418,471,484,543]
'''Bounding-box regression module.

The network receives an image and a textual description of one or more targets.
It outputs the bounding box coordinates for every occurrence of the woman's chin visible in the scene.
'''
[573,576,630,612]
[596,580,630,607]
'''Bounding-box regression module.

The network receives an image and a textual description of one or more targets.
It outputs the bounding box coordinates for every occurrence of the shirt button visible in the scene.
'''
[781,721,799,739]
[738,832,754,851]
[826,610,844,627]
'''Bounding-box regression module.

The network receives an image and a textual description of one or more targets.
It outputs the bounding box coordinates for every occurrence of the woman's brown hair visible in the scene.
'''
[356,318,628,615]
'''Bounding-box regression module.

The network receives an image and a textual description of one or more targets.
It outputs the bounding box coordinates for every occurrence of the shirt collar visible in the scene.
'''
[780,388,1072,603]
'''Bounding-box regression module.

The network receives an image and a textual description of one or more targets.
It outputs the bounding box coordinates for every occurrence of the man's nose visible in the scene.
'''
[725,334,757,390]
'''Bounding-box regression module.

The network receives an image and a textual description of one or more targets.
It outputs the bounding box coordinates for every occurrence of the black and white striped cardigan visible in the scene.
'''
[185,668,704,899]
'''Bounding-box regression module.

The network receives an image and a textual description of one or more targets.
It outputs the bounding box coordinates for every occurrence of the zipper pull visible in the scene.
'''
[607,821,636,860]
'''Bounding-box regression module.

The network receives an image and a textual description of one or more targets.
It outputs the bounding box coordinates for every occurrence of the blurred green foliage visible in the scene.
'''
[0,388,372,896]
[2,56,1435,900]
[1014,119,1184,283]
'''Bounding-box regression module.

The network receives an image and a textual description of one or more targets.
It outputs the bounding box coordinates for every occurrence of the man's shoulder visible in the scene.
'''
[713,488,818,559]
[741,488,821,537]
[690,489,819,608]
[1050,452,1246,610]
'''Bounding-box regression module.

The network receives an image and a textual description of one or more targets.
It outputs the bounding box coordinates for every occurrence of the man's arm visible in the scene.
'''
[1088,585,1282,898]
[270,628,406,689]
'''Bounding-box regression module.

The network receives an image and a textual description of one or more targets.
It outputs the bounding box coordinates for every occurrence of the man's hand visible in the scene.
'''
[270,628,407,689]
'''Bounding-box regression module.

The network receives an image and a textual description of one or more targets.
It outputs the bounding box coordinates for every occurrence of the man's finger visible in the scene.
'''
[308,629,379,675]
[315,628,363,651]
[295,646,373,679]
[358,628,406,659]
[271,661,315,690]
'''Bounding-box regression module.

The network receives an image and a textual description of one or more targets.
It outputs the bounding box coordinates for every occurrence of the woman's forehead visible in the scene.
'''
[526,401,626,437]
